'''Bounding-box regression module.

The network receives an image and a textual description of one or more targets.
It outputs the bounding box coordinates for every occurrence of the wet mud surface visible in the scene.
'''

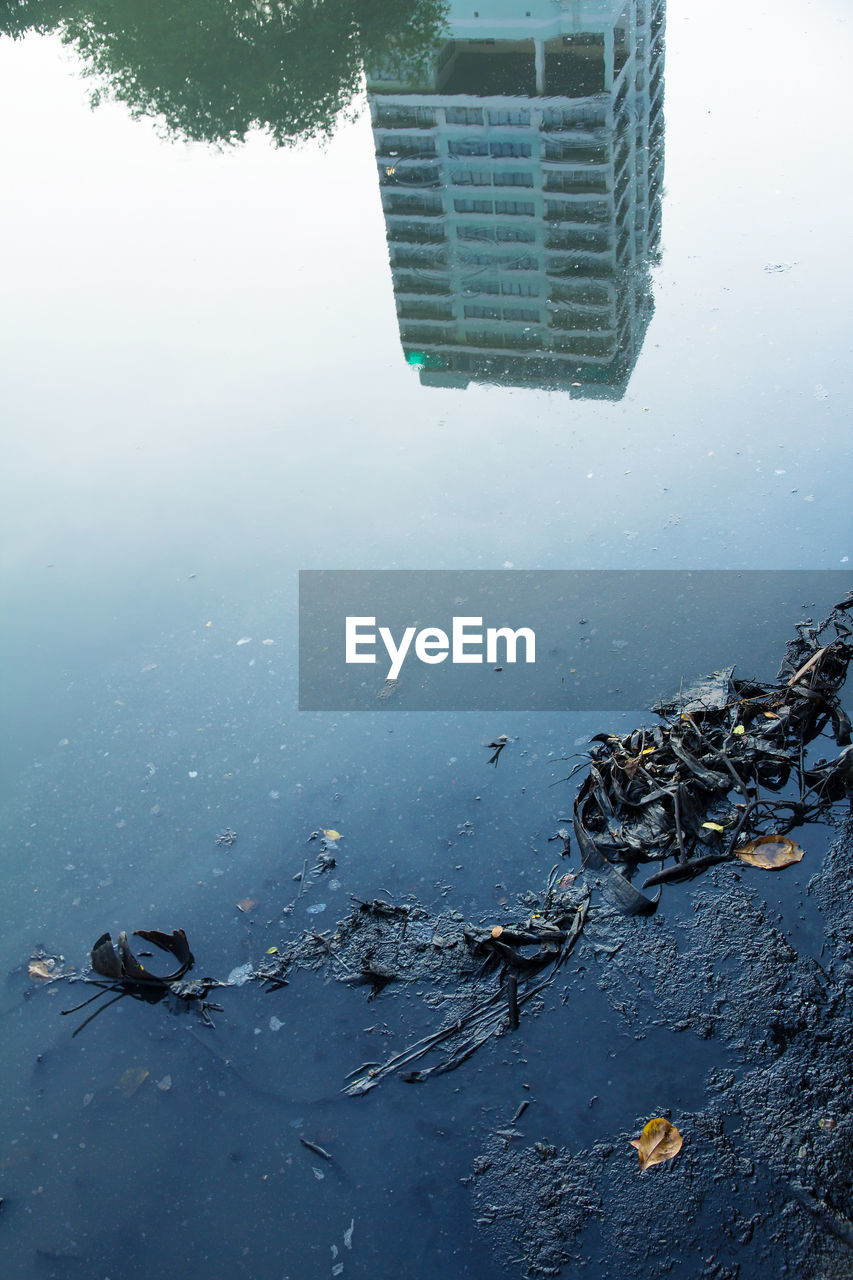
[470,817,853,1278]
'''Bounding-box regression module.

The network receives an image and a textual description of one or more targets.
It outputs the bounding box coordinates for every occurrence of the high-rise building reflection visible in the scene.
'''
[367,0,665,396]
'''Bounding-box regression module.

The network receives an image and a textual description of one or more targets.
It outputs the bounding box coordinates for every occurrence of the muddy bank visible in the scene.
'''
[471,814,853,1278]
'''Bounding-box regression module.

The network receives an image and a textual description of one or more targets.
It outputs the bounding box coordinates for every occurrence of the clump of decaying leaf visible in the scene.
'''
[630,1118,683,1171]
[569,594,853,913]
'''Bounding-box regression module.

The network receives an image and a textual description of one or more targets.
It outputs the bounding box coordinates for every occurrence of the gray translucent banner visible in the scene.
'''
[298,570,850,711]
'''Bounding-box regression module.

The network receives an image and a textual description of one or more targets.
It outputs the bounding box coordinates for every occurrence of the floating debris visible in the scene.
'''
[568,595,852,913]
[119,1067,149,1098]
[735,834,805,869]
[227,963,253,987]
[216,828,237,847]
[28,955,62,982]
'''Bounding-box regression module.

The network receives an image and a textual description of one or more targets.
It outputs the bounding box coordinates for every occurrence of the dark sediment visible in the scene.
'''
[471,815,853,1279]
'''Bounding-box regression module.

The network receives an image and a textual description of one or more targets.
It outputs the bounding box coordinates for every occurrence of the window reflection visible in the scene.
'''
[368,0,666,396]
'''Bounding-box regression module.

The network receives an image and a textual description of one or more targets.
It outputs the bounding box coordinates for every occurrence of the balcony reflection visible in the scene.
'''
[368,0,666,397]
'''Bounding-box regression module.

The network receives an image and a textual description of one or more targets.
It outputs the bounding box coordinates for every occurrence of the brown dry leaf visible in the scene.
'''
[490,926,504,938]
[28,959,57,981]
[236,898,258,913]
[119,1067,149,1097]
[629,1118,683,1171]
[735,835,805,870]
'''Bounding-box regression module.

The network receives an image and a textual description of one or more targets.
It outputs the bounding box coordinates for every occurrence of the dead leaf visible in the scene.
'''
[119,1067,149,1097]
[236,898,258,913]
[28,959,57,981]
[490,926,503,938]
[322,829,342,842]
[156,1075,172,1092]
[735,835,805,870]
[91,932,122,978]
[629,1118,683,1171]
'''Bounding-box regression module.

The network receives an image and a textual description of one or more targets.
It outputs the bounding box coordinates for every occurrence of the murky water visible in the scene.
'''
[1,1,851,1276]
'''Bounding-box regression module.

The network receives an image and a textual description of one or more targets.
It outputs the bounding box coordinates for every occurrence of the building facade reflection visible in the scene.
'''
[367,0,665,396]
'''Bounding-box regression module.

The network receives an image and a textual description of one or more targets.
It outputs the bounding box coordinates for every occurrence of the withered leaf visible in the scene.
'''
[134,928,194,972]
[28,959,57,981]
[119,1067,149,1097]
[236,898,258,913]
[735,834,805,870]
[629,1117,683,1171]
[117,931,152,982]
[91,932,122,979]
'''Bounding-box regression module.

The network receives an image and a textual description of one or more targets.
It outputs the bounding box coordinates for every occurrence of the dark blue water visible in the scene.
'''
[1,1,852,1276]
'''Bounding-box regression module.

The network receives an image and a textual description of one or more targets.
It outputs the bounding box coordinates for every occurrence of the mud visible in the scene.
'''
[470,814,853,1278]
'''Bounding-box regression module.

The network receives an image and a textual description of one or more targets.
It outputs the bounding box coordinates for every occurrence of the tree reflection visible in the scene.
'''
[1,0,448,145]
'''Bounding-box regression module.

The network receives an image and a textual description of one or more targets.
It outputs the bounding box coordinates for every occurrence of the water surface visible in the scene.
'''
[1,1,851,1276]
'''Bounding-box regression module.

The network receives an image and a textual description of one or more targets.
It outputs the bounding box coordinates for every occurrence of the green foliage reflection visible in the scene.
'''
[1,0,447,145]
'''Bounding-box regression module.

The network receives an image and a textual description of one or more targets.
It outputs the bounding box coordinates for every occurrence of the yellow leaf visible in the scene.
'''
[266,946,279,955]
[119,1067,149,1098]
[763,711,779,720]
[322,829,342,842]
[732,725,746,735]
[701,822,726,833]
[630,1118,683,1171]
[735,835,805,870]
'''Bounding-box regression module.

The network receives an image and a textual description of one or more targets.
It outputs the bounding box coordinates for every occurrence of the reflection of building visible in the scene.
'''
[367,0,665,395]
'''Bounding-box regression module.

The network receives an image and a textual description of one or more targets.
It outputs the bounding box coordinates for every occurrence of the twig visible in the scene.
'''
[672,784,687,864]
[506,972,520,1030]
[70,991,128,1037]
[787,646,829,688]
[300,1137,332,1161]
